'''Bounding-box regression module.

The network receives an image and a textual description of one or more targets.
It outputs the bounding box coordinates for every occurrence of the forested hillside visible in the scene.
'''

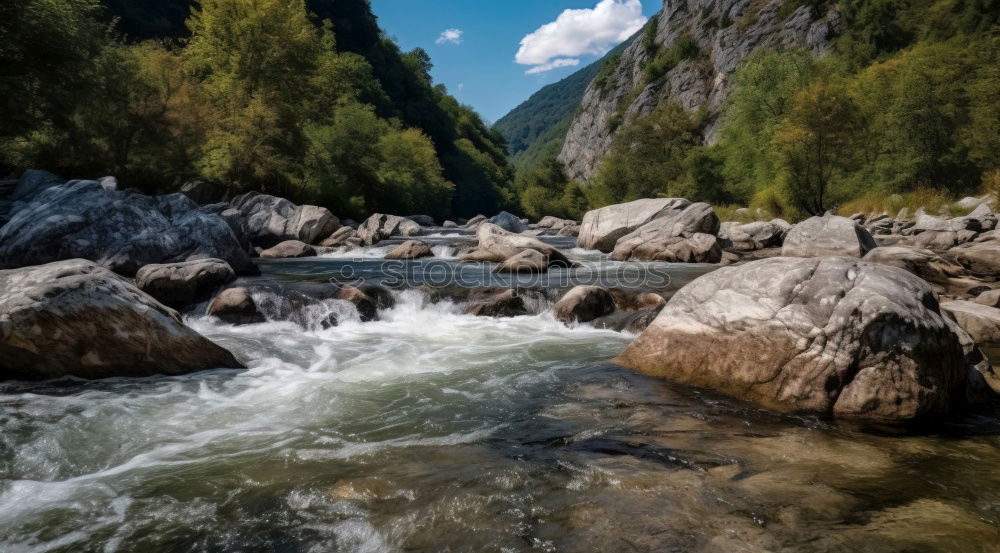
[0,0,513,218]
[493,39,633,172]
[498,0,999,222]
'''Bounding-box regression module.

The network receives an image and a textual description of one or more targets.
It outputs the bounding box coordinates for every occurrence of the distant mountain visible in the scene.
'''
[493,38,633,171]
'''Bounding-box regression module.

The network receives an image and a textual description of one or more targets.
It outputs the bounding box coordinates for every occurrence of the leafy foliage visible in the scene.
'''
[2,0,512,218]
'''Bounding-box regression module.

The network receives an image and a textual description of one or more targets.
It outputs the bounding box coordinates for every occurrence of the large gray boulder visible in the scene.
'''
[782,214,877,258]
[615,257,986,422]
[135,258,235,308]
[230,192,339,247]
[578,198,692,252]
[489,211,527,233]
[463,223,573,268]
[0,179,255,275]
[0,260,244,380]
[356,214,422,245]
[610,203,720,262]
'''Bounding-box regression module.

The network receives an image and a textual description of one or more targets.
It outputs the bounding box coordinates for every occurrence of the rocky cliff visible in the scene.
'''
[558,0,841,182]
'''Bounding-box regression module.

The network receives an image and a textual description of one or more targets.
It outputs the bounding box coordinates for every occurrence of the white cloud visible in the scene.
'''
[436,28,464,45]
[516,0,647,74]
[525,58,581,75]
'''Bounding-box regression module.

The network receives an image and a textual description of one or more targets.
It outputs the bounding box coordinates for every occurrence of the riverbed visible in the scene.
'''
[1,233,999,552]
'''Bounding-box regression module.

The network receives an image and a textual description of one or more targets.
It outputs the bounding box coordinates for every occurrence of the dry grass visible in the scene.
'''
[837,188,974,218]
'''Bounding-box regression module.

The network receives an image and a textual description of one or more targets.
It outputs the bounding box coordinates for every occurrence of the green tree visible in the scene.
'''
[589,102,702,206]
[774,80,863,214]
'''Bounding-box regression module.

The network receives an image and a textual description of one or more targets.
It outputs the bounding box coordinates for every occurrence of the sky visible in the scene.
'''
[368,0,660,124]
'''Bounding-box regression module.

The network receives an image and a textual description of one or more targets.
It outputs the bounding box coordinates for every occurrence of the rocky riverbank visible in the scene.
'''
[2,170,999,425]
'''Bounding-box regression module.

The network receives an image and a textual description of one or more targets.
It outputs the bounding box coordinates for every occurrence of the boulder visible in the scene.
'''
[230,192,339,247]
[557,224,581,237]
[9,169,65,203]
[973,289,1000,308]
[941,301,1000,344]
[609,289,667,312]
[615,257,983,422]
[0,260,244,380]
[465,215,488,228]
[949,242,1000,277]
[718,220,786,251]
[337,285,379,321]
[465,289,528,318]
[207,287,265,325]
[385,240,433,260]
[405,215,436,227]
[464,223,574,268]
[489,211,527,233]
[578,198,692,252]
[135,259,235,308]
[443,220,459,229]
[610,203,720,261]
[613,233,722,263]
[911,230,976,251]
[319,227,361,248]
[357,213,422,245]
[782,214,877,258]
[862,246,966,291]
[536,216,576,230]
[494,249,547,273]
[259,240,316,259]
[0,179,254,275]
[554,286,616,323]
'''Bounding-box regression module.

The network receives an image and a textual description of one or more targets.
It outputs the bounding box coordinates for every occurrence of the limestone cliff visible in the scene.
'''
[558,0,841,182]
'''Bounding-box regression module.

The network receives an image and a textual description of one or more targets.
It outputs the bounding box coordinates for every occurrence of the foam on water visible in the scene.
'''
[0,288,629,551]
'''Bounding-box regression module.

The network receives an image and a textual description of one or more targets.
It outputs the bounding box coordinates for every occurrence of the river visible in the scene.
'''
[1,231,999,552]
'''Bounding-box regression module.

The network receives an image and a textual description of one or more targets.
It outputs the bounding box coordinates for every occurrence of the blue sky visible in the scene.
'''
[369,0,660,124]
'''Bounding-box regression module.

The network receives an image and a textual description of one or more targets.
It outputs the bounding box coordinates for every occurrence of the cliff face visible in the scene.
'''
[558,0,841,182]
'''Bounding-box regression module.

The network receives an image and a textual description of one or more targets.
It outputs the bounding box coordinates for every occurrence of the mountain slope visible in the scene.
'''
[558,0,841,182]
[493,38,633,171]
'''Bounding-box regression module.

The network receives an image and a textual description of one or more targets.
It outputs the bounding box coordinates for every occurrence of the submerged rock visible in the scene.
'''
[207,287,266,325]
[135,258,235,308]
[0,178,255,275]
[494,249,547,273]
[0,259,244,380]
[554,286,616,323]
[465,289,528,318]
[782,214,877,258]
[615,257,983,423]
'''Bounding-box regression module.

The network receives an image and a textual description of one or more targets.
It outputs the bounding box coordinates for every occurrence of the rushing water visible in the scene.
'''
[2,231,1000,552]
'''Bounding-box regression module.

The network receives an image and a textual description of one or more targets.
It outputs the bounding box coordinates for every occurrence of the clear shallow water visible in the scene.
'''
[2,244,1000,552]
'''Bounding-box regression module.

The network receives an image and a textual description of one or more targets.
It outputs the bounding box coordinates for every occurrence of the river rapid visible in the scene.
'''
[1,232,999,552]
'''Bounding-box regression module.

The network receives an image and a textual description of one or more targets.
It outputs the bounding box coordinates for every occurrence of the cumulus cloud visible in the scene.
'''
[525,58,581,75]
[436,28,464,45]
[516,0,647,74]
